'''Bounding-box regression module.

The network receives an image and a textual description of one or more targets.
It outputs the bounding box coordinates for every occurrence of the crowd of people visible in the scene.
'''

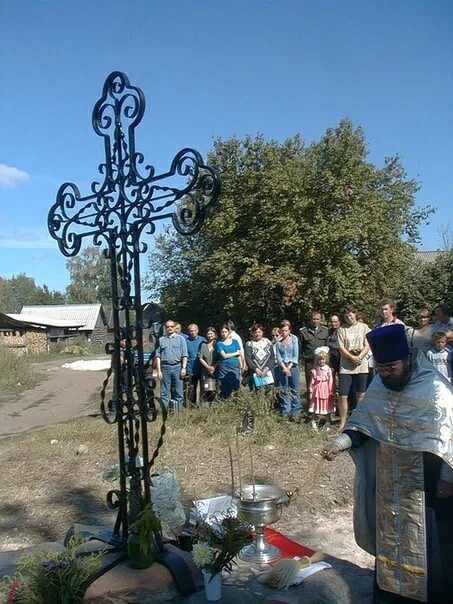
[152,300,453,427]
[151,303,453,602]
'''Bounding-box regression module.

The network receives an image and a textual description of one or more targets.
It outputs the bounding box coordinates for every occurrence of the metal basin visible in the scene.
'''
[236,484,288,527]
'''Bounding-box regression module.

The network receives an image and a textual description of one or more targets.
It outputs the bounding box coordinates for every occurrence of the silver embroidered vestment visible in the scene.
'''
[345,350,453,602]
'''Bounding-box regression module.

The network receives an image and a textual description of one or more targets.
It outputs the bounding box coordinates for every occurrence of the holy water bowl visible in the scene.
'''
[236,484,290,563]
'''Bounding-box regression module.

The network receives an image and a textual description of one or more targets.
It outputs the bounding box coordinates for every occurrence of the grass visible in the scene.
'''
[0,346,39,393]
[0,336,107,394]
[0,386,355,551]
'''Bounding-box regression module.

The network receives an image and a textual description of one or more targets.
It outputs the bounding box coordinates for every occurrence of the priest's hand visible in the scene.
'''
[436,479,453,499]
[321,443,341,461]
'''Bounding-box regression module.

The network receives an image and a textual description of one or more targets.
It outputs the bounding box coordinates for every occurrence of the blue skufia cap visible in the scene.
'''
[366,324,410,363]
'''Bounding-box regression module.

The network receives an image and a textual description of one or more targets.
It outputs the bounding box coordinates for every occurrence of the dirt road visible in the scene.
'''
[0,358,108,438]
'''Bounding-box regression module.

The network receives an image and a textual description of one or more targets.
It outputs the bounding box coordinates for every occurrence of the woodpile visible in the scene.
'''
[0,329,48,355]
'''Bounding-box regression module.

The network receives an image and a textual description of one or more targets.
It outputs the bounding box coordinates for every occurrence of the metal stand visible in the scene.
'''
[239,526,281,564]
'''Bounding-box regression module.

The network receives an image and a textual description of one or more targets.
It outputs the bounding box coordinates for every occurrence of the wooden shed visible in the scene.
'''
[20,304,109,344]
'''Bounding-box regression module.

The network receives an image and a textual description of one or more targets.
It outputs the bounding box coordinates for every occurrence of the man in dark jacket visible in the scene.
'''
[299,311,329,405]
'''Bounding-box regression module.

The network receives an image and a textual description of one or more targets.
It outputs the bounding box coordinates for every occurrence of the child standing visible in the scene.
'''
[309,349,335,429]
[427,332,452,382]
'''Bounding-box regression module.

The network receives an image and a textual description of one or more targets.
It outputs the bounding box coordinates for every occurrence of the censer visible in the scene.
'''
[229,438,291,564]
[236,483,290,563]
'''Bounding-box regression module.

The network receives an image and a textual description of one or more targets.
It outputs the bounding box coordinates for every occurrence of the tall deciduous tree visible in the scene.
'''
[0,274,65,313]
[398,249,453,323]
[145,121,432,328]
[66,247,111,305]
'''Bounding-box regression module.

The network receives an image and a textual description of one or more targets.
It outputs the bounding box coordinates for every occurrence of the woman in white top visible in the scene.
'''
[337,306,370,431]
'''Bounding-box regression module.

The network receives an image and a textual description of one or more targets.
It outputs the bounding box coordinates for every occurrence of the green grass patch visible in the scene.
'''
[0,346,39,393]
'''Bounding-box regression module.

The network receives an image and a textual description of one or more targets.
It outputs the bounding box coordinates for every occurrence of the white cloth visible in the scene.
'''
[293,561,332,585]
[62,359,111,371]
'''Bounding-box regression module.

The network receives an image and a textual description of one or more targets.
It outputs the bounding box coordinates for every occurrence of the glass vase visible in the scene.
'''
[127,531,156,569]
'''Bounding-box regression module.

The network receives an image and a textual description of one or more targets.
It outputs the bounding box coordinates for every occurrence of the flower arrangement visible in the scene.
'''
[103,464,186,536]
[128,502,162,565]
[126,467,187,568]
[192,514,252,577]
[0,533,103,604]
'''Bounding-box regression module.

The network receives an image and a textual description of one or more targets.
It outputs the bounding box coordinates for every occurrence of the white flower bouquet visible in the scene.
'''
[192,514,252,576]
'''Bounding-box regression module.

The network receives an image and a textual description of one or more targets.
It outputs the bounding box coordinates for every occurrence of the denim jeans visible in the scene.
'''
[278,365,301,416]
[160,364,184,410]
[217,365,241,399]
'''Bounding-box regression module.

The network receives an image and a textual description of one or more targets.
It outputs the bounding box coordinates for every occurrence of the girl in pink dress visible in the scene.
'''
[309,350,335,429]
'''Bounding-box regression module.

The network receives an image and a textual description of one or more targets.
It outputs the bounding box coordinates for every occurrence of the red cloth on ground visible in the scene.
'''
[264,527,315,559]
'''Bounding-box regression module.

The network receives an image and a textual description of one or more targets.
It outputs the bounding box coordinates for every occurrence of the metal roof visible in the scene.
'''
[0,312,46,331]
[8,313,83,329]
[21,304,104,331]
[414,250,449,264]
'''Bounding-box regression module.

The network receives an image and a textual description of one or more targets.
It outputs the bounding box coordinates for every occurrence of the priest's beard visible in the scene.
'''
[380,359,412,391]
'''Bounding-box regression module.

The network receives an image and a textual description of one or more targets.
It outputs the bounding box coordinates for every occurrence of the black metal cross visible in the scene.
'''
[48,71,220,550]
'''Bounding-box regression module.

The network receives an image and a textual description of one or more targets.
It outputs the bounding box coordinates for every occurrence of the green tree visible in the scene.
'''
[398,250,453,324]
[145,121,432,328]
[66,247,111,305]
[0,274,65,313]
[0,278,16,312]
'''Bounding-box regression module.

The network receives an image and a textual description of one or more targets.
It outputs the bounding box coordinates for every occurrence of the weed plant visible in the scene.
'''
[0,346,38,393]
[0,533,103,604]
[165,386,323,449]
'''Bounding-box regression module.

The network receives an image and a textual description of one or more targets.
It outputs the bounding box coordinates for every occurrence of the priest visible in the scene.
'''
[322,324,453,603]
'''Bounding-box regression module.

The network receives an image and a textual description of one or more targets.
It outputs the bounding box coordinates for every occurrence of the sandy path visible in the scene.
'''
[0,358,108,438]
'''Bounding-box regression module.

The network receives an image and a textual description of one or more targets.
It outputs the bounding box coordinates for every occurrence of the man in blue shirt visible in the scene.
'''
[155,319,188,411]
[184,323,206,406]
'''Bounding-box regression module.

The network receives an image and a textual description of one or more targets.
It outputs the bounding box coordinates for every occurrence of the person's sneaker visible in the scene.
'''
[310,420,319,431]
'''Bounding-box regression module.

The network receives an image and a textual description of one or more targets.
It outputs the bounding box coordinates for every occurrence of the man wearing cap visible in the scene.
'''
[323,324,453,603]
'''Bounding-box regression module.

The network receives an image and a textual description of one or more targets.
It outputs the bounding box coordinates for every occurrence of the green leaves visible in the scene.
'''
[145,121,432,327]
[0,274,65,313]
[0,533,103,604]
[65,247,111,305]
[129,503,162,558]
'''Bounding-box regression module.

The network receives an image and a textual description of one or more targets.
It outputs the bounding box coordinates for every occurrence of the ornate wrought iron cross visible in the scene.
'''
[48,71,220,546]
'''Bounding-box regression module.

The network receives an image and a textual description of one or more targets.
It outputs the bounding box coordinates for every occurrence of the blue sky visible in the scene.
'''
[1,0,452,293]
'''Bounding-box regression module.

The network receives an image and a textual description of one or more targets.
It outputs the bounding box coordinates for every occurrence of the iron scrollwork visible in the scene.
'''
[48,71,220,547]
